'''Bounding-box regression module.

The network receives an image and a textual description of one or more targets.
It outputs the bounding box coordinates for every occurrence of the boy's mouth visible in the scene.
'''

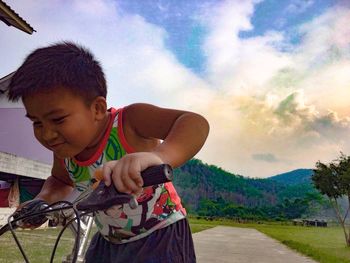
[48,142,65,150]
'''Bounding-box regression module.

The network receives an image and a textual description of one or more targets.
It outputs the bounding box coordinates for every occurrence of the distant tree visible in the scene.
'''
[280,198,309,219]
[303,192,326,215]
[312,153,350,246]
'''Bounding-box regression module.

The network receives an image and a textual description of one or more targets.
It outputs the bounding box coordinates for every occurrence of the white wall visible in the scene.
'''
[0,207,16,226]
[0,151,50,180]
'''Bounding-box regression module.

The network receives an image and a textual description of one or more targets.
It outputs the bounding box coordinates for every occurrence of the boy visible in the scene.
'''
[7,42,209,263]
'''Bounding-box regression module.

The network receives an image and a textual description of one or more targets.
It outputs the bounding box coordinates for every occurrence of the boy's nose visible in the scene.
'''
[42,126,59,142]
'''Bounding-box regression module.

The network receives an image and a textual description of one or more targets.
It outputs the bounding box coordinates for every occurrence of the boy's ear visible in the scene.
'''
[91,96,107,121]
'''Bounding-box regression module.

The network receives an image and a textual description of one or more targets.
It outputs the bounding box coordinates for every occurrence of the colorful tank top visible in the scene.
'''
[62,107,186,243]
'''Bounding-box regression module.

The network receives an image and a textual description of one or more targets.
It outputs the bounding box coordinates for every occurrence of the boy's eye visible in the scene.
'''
[52,116,67,123]
[33,121,42,127]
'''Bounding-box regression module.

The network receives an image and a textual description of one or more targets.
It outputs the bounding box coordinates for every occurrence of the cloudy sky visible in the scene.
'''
[1,0,350,178]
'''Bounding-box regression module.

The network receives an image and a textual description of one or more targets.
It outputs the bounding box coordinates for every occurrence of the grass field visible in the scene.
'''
[0,227,77,263]
[255,223,350,263]
[1,219,350,262]
[189,218,350,263]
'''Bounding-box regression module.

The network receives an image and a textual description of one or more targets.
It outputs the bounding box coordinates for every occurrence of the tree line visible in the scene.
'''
[173,159,325,221]
[172,155,350,246]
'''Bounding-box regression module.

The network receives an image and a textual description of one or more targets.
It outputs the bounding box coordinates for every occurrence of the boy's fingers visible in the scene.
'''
[122,175,140,194]
[119,163,133,194]
[129,163,144,187]
[133,174,144,188]
[122,164,143,193]
[113,166,125,193]
[102,158,145,194]
[103,161,117,186]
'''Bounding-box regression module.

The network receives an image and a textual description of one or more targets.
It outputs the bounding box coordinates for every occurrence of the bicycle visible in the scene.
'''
[0,164,173,263]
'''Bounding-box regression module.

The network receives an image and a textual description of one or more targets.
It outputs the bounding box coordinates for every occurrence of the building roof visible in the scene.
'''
[0,71,14,94]
[0,0,35,34]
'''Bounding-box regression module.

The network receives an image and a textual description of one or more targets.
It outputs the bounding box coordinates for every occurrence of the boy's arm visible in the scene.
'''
[103,103,209,194]
[14,155,74,229]
[35,155,74,204]
[124,103,210,168]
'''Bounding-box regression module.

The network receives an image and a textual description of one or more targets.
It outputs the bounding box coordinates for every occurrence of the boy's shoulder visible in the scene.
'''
[122,103,158,131]
[121,103,161,151]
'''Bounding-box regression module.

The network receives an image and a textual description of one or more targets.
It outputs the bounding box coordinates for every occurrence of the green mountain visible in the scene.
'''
[268,169,314,185]
[172,159,323,220]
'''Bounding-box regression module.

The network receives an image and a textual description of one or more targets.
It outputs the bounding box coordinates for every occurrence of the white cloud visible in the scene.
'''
[194,1,350,177]
[199,0,262,85]
[2,0,350,178]
[199,1,292,96]
[296,6,350,68]
[0,0,210,109]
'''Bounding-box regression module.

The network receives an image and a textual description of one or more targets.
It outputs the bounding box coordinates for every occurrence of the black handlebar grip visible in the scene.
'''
[141,164,173,187]
[76,164,173,212]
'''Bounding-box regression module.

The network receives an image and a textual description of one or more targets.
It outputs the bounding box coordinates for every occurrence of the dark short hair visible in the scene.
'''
[8,41,107,104]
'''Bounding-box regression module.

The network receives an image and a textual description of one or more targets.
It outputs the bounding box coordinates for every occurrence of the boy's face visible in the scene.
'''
[23,87,100,159]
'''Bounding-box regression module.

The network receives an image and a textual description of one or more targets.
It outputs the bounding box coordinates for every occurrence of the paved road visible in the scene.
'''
[193,226,318,263]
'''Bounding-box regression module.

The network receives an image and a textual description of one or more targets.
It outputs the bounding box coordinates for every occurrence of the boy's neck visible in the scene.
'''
[74,111,111,161]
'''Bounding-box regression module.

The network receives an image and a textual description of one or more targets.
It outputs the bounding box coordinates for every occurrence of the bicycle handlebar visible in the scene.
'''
[0,164,173,236]
[141,164,173,186]
[76,164,173,212]
[0,164,173,263]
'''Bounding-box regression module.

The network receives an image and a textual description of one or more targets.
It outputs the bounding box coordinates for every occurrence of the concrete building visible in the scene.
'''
[0,0,47,225]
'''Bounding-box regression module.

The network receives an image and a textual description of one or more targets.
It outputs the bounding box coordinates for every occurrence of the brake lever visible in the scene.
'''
[76,181,136,212]
[0,203,51,237]
[76,164,173,213]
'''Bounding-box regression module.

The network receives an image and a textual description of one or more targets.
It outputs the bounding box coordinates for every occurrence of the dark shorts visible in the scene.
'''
[85,218,196,263]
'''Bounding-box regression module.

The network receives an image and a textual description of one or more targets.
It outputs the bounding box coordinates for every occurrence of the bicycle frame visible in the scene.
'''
[63,214,94,263]
[0,164,173,263]
[60,187,95,263]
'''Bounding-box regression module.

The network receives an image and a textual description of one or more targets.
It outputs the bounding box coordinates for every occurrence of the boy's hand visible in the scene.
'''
[13,199,49,229]
[102,152,163,196]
